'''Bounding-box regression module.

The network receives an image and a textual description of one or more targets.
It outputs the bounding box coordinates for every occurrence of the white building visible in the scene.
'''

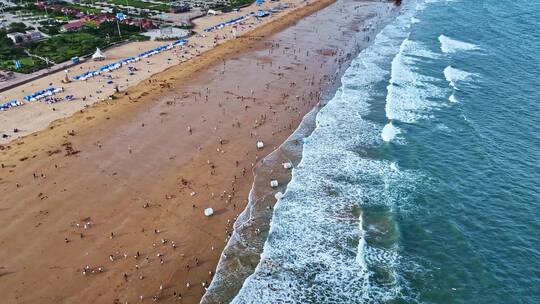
[6,31,44,45]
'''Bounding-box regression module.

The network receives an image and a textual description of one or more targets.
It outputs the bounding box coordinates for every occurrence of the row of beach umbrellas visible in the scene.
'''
[204,15,249,32]
[23,87,64,102]
[0,99,23,111]
[73,39,188,81]
[203,7,272,33]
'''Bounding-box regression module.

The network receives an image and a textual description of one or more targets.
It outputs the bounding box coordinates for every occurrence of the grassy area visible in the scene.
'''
[30,32,104,62]
[8,6,77,21]
[0,22,148,74]
[78,0,170,12]
[211,0,255,12]
[7,0,37,4]
[54,15,73,21]
[64,3,103,15]
[5,22,30,33]
[0,29,28,72]
[0,56,46,74]
[0,32,103,73]
[38,25,61,36]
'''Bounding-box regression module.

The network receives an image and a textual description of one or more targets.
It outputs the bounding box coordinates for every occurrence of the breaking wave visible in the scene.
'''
[385,38,443,123]
[438,34,480,53]
[229,1,435,303]
[381,122,400,142]
[444,65,474,90]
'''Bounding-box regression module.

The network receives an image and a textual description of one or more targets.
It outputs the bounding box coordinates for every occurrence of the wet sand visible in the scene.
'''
[0,0,397,303]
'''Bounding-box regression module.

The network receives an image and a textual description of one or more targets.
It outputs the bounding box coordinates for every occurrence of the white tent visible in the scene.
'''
[92,48,106,61]
[207,9,222,16]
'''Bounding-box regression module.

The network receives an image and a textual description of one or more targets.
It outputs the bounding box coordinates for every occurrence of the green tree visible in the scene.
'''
[7,22,28,33]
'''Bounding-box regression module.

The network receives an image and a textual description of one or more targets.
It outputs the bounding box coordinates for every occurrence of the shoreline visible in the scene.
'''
[202,2,401,302]
[0,1,398,303]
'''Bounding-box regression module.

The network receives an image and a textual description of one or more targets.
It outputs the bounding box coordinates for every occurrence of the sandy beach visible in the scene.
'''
[1,0,311,144]
[0,0,398,303]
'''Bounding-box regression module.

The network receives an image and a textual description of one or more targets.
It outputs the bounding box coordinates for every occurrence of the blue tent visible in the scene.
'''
[256,10,270,17]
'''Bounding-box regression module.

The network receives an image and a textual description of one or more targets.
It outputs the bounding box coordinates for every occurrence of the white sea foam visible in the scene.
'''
[231,1,427,303]
[356,213,367,269]
[444,65,473,90]
[385,39,444,123]
[382,122,400,142]
[438,34,480,53]
[449,93,458,103]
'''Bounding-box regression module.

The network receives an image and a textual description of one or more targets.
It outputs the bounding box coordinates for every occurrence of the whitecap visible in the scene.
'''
[385,39,444,123]
[356,213,367,270]
[444,65,473,90]
[449,94,458,103]
[438,34,480,53]
[382,122,400,142]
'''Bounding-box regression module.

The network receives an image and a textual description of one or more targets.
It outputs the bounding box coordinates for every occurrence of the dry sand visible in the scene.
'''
[0,0,310,145]
[0,0,397,303]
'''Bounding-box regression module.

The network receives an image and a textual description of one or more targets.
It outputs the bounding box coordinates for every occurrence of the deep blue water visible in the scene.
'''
[230,0,540,303]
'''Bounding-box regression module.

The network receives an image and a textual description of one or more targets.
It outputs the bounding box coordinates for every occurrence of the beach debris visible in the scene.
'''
[256,140,264,149]
[282,162,293,169]
[270,180,279,188]
[275,192,284,200]
[204,208,214,217]
[62,141,80,156]
[190,191,197,196]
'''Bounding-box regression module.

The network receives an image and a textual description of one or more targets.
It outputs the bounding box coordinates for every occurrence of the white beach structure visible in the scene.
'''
[207,9,222,15]
[204,208,214,217]
[92,48,106,61]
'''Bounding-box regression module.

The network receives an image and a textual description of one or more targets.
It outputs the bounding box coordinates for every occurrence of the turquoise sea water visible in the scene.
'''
[229,0,540,303]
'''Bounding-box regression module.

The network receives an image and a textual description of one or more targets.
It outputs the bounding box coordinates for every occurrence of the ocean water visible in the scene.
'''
[228,0,540,303]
